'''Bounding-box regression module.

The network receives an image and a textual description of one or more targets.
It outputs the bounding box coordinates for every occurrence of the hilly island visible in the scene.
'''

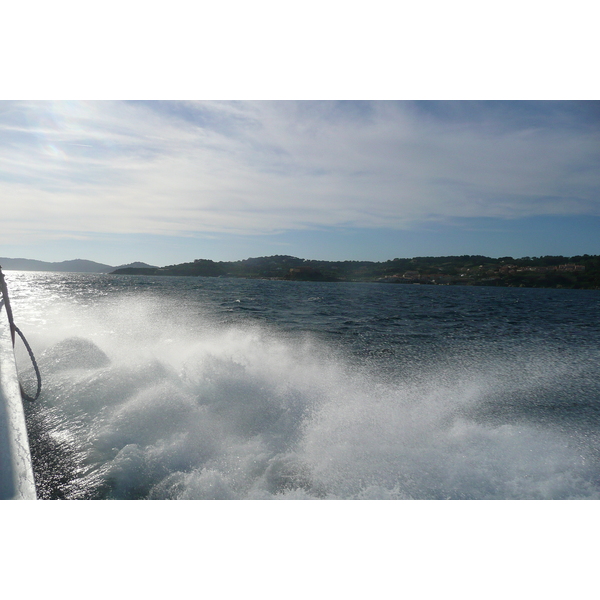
[111,254,600,290]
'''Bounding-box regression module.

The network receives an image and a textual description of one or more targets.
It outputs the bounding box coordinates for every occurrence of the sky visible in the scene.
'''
[1,99,599,266]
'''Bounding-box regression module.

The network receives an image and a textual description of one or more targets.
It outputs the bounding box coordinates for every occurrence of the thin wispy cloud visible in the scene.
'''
[1,100,599,259]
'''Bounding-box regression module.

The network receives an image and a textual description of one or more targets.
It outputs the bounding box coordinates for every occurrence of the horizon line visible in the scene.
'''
[3,251,599,270]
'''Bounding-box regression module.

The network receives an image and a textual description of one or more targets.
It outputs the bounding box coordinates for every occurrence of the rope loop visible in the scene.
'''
[14,324,42,401]
[0,267,42,401]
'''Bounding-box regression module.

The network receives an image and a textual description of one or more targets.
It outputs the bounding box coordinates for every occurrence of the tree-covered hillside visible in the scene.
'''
[111,254,600,289]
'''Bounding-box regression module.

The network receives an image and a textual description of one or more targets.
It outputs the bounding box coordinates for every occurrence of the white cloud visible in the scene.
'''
[1,100,598,244]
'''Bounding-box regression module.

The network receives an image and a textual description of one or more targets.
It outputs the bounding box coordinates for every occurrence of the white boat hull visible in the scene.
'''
[0,300,36,500]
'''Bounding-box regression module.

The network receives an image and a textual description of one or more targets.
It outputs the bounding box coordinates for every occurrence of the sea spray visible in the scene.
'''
[8,272,600,499]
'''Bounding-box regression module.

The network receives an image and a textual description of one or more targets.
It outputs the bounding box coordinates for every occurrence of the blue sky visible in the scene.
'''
[1,100,599,266]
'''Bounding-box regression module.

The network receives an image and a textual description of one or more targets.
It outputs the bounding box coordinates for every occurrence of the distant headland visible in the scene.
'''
[112,254,600,290]
[2,254,599,289]
[0,258,157,273]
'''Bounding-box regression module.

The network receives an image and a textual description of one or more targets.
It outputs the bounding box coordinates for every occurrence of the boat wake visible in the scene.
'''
[15,293,600,500]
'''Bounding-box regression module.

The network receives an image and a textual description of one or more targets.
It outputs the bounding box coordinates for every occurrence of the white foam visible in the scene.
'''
[13,284,600,499]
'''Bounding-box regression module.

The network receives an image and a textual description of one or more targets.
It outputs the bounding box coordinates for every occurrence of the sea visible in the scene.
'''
[6,270,600,500]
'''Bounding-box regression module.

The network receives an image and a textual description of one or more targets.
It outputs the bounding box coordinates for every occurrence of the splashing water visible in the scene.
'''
[8,272,600,499]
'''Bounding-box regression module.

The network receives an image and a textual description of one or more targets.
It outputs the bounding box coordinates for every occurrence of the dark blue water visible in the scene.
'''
[7,271,600,499]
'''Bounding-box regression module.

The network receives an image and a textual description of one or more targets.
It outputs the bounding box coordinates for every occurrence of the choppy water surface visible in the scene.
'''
[6,271,600,499]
